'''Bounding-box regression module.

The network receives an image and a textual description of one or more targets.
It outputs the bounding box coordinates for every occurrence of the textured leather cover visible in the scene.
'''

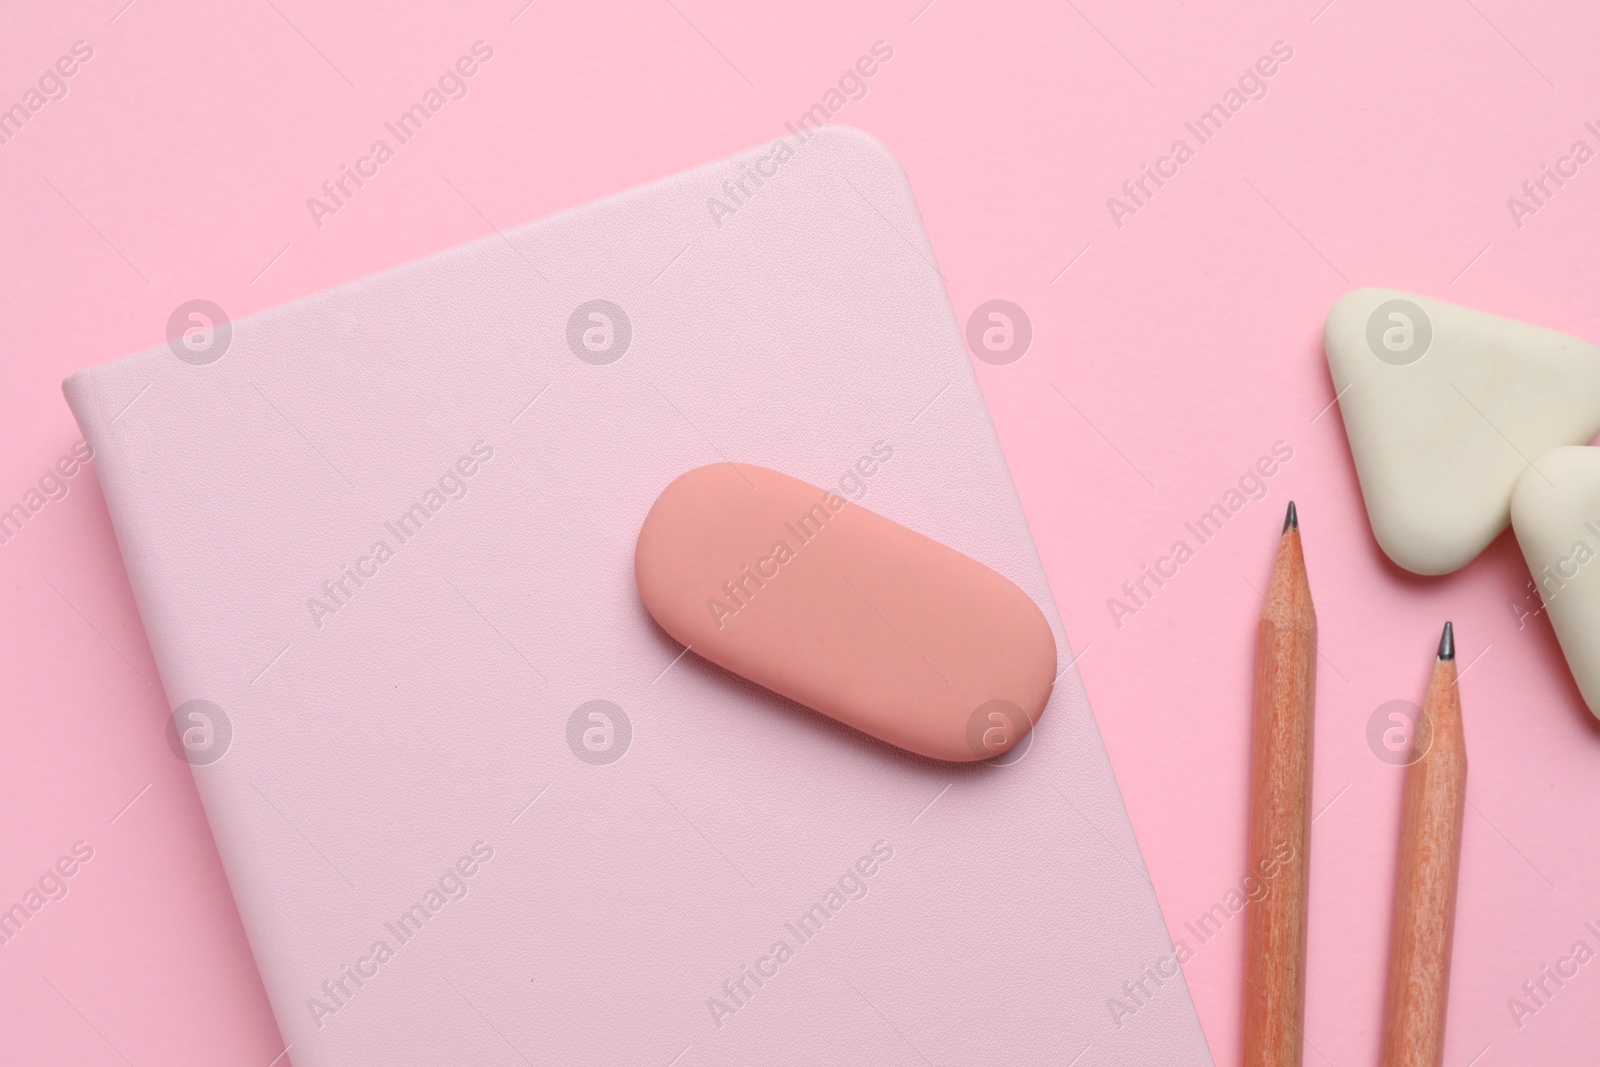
[64,127,1212,1066]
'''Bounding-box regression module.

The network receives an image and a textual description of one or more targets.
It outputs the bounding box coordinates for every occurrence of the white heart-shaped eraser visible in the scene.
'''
[1511,446,1600,717]
[1326,289,1600,575]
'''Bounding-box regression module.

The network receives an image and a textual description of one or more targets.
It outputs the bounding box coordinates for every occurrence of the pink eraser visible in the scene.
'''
[634,463,1057,761]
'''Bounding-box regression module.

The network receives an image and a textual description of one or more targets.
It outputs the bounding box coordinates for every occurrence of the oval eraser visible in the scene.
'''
[634,463,1057,762]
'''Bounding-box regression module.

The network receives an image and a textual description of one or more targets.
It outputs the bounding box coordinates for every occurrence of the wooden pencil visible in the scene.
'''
[1242,501,1317,1067]
[1379,623,1467,1067]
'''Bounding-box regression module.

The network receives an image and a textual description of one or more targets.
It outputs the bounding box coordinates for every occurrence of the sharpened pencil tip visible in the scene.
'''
[1438,621,1454,661]
[1283,501,1298,534]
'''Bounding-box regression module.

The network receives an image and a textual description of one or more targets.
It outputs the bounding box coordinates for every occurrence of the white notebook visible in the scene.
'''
[65,126,1213,1066]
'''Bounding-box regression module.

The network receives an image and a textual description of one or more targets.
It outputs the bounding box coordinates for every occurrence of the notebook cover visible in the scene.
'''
[63,126,1213,1066]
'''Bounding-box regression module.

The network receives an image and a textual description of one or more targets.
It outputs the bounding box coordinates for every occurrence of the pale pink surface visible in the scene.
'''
[2,1,1597,1064]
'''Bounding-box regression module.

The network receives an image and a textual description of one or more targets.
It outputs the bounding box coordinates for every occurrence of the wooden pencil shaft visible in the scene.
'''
[1242,528,1317,1067]
[1380,656,1466,1067]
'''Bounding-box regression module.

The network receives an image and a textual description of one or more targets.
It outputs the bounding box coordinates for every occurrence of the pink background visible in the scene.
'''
[3,0,1598,1063]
